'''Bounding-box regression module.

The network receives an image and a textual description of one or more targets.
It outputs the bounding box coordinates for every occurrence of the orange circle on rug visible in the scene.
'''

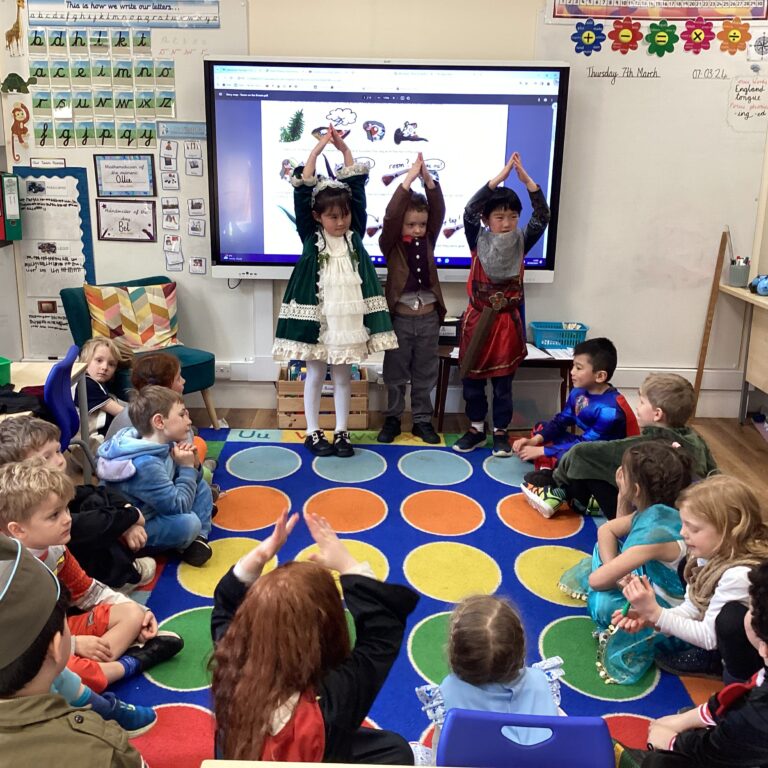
[304,488,387,532]
[130,704,215,768]
[401,490,484,535]
[605,713,653,750]
[497,494,583,539]
[214,485,291,531]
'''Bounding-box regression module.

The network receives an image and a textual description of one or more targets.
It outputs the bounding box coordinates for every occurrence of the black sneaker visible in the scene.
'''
[377,416,401,443]
[523,469,554,486]
[181,535,212,567]
[304,430,334,456]
[654,647,724,680]
[333,430,354,458]
[412,421,440,444]
[492,430,512,457]
[452,428,487,453]
[124,631,184,673]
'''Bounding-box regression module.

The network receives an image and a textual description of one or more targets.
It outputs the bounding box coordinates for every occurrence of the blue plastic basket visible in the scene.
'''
[529,321,589,349]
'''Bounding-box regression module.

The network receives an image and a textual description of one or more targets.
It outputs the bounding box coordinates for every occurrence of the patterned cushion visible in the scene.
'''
[84,282,179,350]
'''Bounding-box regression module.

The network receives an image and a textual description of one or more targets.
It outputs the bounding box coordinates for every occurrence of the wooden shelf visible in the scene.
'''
[718,283,768,310]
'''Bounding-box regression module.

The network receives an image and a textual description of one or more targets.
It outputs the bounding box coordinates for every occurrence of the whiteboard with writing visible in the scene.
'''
[534,20,765,370]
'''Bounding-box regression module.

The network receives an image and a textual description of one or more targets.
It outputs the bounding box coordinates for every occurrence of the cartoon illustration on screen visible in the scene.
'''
[279,158,296,180]
[279,109,304,142]
[394,121,428,144]
[363,120,386,141]
[366,214,381,238]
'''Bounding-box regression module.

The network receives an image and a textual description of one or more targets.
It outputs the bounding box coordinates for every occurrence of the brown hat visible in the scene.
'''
[0,534,60,669]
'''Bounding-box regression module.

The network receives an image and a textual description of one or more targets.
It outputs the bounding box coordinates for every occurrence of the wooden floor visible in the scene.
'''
[190,408,768,502]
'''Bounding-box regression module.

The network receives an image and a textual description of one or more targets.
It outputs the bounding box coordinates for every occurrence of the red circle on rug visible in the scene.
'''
[131,703,214,768]
[402,490,484,535]
[498,493,583,539]
[214,485,291,531]
[605,713,652,750]
[304,488,387,532]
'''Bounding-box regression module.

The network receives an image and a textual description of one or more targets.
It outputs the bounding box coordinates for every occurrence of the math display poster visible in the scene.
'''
[14,167,95,359]
[28,0,220,28]
[550,1,768,20]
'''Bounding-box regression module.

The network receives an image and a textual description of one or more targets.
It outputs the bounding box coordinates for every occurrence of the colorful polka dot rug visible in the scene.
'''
[114,428,710,767]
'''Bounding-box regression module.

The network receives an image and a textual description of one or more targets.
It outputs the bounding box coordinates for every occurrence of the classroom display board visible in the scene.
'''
[1,0,247,359]
[533,14,768,369]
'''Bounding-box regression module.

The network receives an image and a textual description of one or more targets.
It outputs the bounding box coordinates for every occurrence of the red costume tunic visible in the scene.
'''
[459,185,550,379]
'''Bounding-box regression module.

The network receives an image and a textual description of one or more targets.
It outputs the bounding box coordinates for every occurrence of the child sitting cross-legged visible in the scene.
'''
[0,533,146,765]
[522,373,718,520]
[0,414,155,592]
[98,385,214,567]
[514,337,638,493]
[0,460,183,695]
[558,441,693,633]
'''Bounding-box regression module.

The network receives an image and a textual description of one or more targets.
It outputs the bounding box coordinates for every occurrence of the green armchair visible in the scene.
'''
[59,275,219,427]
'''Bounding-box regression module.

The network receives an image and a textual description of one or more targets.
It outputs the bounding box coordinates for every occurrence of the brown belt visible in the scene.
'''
[394,303,437,317]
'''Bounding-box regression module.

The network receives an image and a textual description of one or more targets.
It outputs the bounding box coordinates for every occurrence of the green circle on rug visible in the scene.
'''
[398,450,472,486]
[404,542,501,602]
[408,612,451,684]
[540,616,659,701]
[146,607,214,691]
[515,545,589,606]
[482,455,530,486]
[226,446,301,481]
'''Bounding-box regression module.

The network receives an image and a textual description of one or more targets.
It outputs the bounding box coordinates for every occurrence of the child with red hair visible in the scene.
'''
[211,511,419,764]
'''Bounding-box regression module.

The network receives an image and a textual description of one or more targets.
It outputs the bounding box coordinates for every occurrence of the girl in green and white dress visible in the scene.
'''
[272,125,397,458]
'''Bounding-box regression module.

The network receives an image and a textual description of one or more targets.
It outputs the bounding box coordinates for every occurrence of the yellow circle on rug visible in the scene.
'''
[214,485,291,531]
[178,537,277,598]
[304,488,387,532]
[515,545,589,606]
[296,539,389,592]
[404,542,501,602]
[497,494,583,540]
[401,490,484,536]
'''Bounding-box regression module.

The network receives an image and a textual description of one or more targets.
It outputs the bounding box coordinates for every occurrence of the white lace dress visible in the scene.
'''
[318,231,370,364]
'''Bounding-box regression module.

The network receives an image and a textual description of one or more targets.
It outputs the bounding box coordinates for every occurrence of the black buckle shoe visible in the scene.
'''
[377,416,401,443]
[181,535,212,567]
[124,632,184,673]
[333,430,354,458]
[304,430,334,456]
[412,422,440,444]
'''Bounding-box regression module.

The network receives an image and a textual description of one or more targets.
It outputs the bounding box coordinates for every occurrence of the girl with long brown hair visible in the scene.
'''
[211,510,419,764]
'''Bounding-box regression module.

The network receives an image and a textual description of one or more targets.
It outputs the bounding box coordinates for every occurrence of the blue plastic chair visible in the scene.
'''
[43,344,98,477]
[436,709,614,768]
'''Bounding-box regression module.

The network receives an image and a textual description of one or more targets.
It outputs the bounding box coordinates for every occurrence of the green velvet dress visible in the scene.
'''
[272,164,397,364]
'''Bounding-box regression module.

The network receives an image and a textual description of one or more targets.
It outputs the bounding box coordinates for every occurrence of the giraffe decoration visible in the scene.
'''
[5,0,25,57]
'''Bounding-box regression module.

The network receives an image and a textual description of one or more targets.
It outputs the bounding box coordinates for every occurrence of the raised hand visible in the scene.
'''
[402,153,423,189]
[239,509,299,580]
[511,152,535,187]
[328,124,354,166]
[305,511,358,574]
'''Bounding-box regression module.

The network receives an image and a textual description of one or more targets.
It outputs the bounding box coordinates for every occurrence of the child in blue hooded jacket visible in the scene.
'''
[97,385,213,567]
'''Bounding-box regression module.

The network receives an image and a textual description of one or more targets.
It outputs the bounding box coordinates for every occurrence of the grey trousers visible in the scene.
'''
[382,310,441,423]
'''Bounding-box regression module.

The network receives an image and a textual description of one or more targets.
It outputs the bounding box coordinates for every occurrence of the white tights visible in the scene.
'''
[304,360,352,434]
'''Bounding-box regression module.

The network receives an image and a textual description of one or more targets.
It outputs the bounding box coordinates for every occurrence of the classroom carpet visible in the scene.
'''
[113,428,708,767]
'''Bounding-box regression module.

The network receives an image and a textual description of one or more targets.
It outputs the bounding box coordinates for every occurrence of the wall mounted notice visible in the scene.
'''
[15,167,95,358]
[28,0,220,28]
[728,77,768,131]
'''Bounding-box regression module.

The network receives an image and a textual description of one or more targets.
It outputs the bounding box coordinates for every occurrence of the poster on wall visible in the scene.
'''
[550,1,768,20]
[14,167,96,359]
[27,0,220,28]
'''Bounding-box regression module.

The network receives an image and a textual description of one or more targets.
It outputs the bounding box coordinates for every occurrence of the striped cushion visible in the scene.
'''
[84,282,179,350]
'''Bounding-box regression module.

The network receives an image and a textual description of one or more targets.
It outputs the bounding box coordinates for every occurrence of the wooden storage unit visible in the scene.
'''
[276,367,369,430]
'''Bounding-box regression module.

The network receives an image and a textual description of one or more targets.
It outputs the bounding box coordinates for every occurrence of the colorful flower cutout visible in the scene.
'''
[571,18,606,57]
[681,17,715,54]
[645,20,679,57]
[718,17,751,55]
[608,16,643,54]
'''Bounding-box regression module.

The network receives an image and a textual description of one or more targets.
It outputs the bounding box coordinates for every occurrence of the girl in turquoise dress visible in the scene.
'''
[272,126,397,458]
[558,441,693,682]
